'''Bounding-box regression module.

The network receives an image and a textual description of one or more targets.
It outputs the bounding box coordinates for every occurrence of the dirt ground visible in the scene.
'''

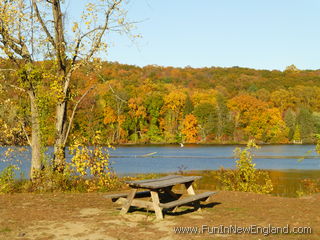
[0,191,319,240]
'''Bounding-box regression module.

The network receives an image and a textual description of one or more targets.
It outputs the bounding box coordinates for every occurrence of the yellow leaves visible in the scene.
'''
[181,114,199,143]
[69,132,113,189]
[128,97,146,118]
[245,108,288,143]
[72,22,79,32]
[162,90,186,113]
[191,89,217,107]
[118,18,124,25]
[103,106,117,125]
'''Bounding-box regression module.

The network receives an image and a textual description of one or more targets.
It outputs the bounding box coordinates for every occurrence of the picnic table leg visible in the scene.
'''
[163,187,180,213]
[151,190,163,219]
[164,186,179,199]
[184,182,201,212]
[120,189,137,215]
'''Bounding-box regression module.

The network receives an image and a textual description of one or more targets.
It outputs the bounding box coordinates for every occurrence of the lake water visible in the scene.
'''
[1,144,320,176]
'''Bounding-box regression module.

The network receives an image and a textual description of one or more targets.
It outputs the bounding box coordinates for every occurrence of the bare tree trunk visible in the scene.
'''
[29,91,42,178]
[53,100,68,172]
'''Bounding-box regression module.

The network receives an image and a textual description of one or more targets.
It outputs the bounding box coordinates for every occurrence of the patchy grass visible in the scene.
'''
[0,228,11,233]
[0,191,319,240]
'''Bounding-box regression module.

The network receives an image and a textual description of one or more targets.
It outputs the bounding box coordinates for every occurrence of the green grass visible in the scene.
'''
[0,227,12,233]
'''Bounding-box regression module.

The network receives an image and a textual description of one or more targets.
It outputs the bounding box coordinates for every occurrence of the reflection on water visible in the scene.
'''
[1,145,320,175]
[197,169,320,197]
[0,145,319,197]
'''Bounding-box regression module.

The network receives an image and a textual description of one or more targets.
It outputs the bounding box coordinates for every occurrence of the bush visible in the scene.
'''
[216,140,273,194]
[22,132,123,193]
[68,132,122,192]
[0,165,18,193]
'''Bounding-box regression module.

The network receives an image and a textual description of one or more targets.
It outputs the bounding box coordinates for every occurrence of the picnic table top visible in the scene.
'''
[125,175,202,189]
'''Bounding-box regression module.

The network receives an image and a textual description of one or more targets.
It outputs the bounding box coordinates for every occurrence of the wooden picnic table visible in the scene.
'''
[105,175,216,219]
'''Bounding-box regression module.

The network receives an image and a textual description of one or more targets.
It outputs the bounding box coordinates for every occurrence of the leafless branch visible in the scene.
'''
[96,72,127,103]
[32,0,56,49]
[8,84,26,92]
[63,85,95,146]
[71,27,104,67]
[21,122,31,146]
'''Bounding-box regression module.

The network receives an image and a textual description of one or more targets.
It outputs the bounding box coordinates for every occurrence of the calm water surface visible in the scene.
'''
[1,144,320,175]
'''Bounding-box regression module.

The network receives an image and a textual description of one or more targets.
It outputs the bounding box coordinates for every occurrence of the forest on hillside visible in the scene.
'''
[2,62,320,145]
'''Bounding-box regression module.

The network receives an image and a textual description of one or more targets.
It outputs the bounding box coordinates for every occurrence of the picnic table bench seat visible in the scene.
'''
[159,191,216,209]
[104,191,150,202]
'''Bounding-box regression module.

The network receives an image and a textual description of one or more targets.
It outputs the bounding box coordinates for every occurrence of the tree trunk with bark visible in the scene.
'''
[53,100,68,171]
[29,91,42,178]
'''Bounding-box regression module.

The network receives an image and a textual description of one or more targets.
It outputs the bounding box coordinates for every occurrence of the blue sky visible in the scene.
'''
[71,0,320,70]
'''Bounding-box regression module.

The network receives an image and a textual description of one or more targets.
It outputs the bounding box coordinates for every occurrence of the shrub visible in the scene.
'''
[0,165,18,193]
[68,131,121,192]
[216,140,273,194]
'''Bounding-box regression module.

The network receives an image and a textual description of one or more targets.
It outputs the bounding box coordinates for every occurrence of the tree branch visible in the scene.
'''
[52,0,67,73]
[32,0,56,49]
[8,84,26,93]
[84,0,122,62]
[21,122,31,146]
[96,72,127,103]
[63,85,95,146]
[71,27,104,67]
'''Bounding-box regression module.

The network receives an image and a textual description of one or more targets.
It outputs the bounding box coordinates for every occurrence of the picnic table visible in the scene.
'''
[105,175,216,219]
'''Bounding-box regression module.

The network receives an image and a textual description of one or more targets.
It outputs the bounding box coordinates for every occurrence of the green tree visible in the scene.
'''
[215,93,233,140]
[193,102,216,141]
[145,94,164,142]
[183,94,194,116]
[284,109,296,140]
[296,108,315,143]
[293,125,301,142]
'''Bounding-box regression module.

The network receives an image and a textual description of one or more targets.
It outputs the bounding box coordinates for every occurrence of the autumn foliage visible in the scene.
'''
[2,62,320,145]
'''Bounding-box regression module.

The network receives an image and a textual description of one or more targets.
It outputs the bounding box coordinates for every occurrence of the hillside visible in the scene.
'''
[1,62,320,145]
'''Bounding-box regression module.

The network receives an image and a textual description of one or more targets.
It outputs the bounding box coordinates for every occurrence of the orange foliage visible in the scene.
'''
[103,106,117,125]
[227,94,268,127]
[245,108,288,142]
[182,114,199,143]
[128,97,147,119]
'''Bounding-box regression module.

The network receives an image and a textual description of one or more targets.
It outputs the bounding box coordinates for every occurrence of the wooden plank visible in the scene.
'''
[185,182,196,195]
[151,191,163,219]
[184,182,201,211]
[104,191,150,201]
[127,175,202,189]
[115,197,154,209]
[159,191,216,209]
[120,189,137,215]
[125,175,181,185]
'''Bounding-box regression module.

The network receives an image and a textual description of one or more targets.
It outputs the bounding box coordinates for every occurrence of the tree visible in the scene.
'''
[284,109,296,140]
[183,93,194,116]
[127,97,147,143]
[181,114,198,143]
[245,108,288,143]
[193,102,216,141]
[215,93,233,140]
[270,89,295,111]
[144,93,164,142]
[161,89,186,142]
[285,64,299,72]
[0,0,133,176]
[293,125,301,142]
[227,94,268,141]
[296,108,315,143]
